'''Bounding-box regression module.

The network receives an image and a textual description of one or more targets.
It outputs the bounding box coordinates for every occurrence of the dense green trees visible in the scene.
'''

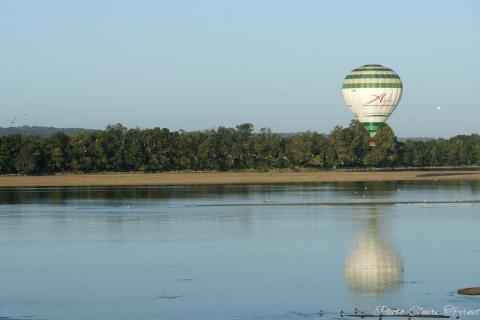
[364,126,399,167]
[0,121,479,174]
[0,126,95,137]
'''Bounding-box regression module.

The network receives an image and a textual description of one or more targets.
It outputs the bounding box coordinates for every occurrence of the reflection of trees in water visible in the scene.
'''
[0,186,259,235]
[335,180,480,200]
[0,186,232,203]
[345,208,403,294]
[0,184,303,204]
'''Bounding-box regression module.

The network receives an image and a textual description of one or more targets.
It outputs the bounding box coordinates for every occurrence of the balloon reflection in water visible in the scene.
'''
[345,209,403,294]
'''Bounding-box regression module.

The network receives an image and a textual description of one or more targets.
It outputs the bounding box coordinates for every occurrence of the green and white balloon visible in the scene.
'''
[342,64,403,138]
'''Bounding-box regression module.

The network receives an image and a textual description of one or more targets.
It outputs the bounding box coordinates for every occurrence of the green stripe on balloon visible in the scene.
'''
[345,74,400,79]
[352,68,392,72]
[342,83,403,89]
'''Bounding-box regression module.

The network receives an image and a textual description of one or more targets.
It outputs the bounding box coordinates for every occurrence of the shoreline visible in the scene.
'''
[1,171,480,187]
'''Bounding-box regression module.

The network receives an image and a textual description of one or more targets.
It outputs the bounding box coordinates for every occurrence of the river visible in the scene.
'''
[0,181,479,319]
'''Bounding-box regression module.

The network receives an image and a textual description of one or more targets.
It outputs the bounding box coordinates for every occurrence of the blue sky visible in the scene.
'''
[1,0,479,137]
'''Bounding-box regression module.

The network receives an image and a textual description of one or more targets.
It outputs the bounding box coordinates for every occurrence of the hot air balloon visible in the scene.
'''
[342,64,402,146]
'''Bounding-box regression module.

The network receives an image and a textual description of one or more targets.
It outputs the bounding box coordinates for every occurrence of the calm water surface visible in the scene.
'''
[0,181,480,320]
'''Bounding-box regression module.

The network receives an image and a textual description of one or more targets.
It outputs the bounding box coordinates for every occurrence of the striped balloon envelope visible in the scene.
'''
[342,64,403,139]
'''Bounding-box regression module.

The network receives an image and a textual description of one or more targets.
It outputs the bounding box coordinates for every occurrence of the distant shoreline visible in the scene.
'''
[1,170,479,188]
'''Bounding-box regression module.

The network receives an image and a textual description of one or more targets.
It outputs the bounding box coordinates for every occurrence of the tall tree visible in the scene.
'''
[364,125,399,167]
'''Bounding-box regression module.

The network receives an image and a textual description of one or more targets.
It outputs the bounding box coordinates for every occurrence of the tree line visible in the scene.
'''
[0,121,479,174]
[0,125,95,138]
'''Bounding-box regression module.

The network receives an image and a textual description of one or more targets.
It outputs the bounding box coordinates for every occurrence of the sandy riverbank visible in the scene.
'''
[0,171,479,187]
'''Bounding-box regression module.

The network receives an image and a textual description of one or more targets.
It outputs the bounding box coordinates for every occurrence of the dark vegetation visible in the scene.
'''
[0,126,96,137]
[0,121,479,174]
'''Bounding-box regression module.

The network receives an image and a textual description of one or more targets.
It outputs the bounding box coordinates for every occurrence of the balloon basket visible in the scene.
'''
[369,141,377,147]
